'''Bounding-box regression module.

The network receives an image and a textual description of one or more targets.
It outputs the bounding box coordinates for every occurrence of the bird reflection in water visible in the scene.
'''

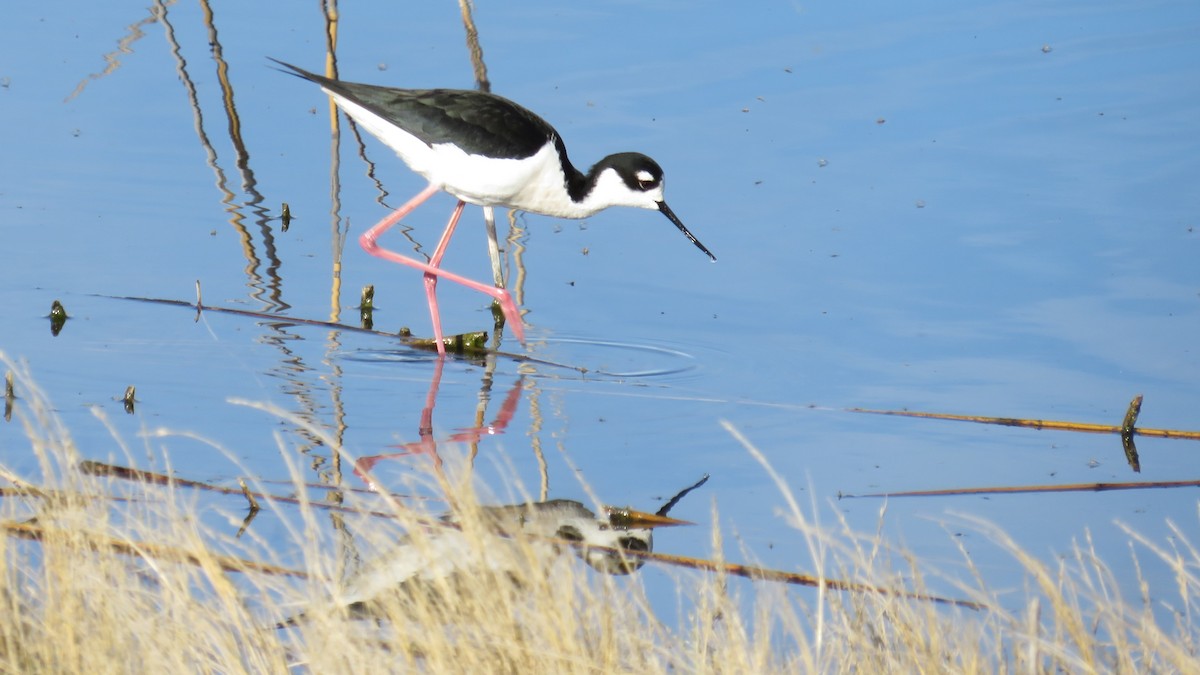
[276,495,696,629]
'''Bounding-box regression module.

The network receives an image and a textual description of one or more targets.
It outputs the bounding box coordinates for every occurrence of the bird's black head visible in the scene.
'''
[602,152,665,193]
[586,152,716,262]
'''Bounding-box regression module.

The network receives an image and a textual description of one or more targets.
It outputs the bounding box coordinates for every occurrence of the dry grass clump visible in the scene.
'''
[0,358,1197,672]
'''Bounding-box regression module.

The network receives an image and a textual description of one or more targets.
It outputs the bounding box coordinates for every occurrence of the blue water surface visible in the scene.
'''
[1,0,1198,633]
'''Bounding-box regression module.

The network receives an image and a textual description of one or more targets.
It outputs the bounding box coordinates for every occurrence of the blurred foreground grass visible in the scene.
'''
[0,358,1196,672]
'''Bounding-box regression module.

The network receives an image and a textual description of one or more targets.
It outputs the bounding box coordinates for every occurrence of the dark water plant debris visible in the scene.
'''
[105,293,581,371]
[410,331,489,354]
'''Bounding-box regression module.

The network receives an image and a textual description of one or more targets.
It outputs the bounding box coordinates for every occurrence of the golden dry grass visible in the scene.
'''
[1,360,1197,673]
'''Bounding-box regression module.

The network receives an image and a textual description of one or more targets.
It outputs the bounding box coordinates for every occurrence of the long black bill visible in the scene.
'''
[658,201,716,262]
[604,507,693,529]
[657,474,710,517]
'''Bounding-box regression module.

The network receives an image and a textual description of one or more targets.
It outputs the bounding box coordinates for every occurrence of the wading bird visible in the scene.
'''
[273,60,715,355]
[275,499,689,628]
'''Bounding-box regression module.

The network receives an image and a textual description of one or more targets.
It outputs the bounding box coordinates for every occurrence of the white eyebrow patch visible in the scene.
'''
[635,170,654,183]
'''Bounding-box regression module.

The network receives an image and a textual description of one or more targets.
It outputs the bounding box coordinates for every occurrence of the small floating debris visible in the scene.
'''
[236,478,261,537]
[48,300,68,336]
[1120,394,1143,473]
[4,371,14,422]
[358,285,375,311]
[359,285,375,330]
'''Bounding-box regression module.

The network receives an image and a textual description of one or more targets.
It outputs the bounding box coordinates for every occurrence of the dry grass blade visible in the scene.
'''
[1,520,307,578]
[630,548,984,609]
[850,399,1200,440]
[845,478,1200,499]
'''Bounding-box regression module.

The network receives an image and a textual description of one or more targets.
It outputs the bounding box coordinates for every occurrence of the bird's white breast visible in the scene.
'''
[327,90,598,219]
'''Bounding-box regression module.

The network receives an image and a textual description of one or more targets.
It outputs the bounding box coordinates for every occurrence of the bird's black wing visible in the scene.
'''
[271,59,557,160]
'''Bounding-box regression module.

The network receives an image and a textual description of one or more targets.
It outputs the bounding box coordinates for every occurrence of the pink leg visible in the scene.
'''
[420,201,466,352]
[359,184,526,356]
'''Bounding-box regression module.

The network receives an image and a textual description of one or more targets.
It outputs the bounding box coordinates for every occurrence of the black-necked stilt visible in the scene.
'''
[275,499,688,626]
[272,60,715,355]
